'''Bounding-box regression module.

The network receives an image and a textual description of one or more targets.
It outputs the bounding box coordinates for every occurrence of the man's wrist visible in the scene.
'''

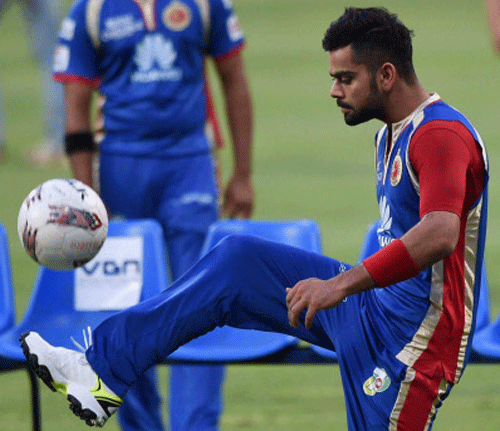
[362,238,420,288]
[65,132,97,155]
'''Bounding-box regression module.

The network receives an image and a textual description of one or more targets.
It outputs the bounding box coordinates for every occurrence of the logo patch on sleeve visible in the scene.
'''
[227,14,244,41]
[54,45,70,72]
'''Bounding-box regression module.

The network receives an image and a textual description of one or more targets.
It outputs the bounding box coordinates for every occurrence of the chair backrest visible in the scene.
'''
[167,219,322,362]
[201,218,323,256]
[0,223,15,334]
[13,219,168,349]
[356,220,381,264]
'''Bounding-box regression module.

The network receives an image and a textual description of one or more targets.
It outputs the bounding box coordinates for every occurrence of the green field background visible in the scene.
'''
[1,0,500,429]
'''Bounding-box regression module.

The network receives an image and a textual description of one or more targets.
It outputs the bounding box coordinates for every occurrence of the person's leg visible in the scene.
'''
[166,230,225,431]
[116,369,165,431]
[0,85,5,160]
[169,363,224,431]
[99,153,165,431]
[324,288,453,431]
[159,153,224,431]
[87,234,341,397]
[23,0,64,161]
[0,0,9,161]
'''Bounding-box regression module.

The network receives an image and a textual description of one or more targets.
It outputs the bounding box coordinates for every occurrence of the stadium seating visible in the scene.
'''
[167,219,323,363]
[0,219,168,431]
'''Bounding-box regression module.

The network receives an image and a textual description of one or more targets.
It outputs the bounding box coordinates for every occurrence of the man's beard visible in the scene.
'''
[340,79,384,126]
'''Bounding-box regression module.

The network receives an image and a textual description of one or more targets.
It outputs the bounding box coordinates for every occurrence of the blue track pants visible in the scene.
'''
[87,235,450,431]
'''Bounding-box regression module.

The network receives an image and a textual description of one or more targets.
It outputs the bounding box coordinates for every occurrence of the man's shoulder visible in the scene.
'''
[422,99,470,125]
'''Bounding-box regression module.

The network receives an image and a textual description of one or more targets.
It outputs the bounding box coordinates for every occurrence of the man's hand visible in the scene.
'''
[286,277,345,329]
[221,174,253,219]
[286,264,376,329]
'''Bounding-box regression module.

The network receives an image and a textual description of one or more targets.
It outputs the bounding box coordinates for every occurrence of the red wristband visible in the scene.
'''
[363,238,420,287]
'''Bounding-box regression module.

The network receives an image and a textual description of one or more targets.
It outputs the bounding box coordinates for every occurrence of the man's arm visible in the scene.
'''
[214,51,254,218]
[485,0,500,53]
[64,81,95,188]
[286,210,460,329]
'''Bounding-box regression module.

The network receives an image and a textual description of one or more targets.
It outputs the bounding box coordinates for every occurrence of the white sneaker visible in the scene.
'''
[26,140,67,168]
[20,332,122,427]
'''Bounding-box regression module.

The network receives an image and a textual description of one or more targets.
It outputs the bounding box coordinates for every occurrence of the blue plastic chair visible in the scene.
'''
[0,222,43,431]
[0,219,168,430]
[0,219,168,361]
[0,223,15,335]
[472,311,500,360]
[167,219,322,362]
[471,258,500,361]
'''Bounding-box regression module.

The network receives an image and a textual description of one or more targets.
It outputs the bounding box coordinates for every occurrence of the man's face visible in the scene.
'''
[328,45,384,125]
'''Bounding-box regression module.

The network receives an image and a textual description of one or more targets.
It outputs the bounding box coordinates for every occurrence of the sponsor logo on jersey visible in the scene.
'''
[377,196,394,247]
[390,149,403,186]
[59,18,76,40]
[175,193,214,206]
[131,34,183,83]
[363,367,391,396]
[54,45,70,72]
[163,1,191,31]
[102,15,144,42]
[227,14,244,42]
[376,160,383,182]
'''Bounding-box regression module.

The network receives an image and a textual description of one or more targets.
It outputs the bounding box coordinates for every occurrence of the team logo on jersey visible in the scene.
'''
[363,367,391,396]
[163,1,191,31]
[390,149,403,186]
[131,34,183,83]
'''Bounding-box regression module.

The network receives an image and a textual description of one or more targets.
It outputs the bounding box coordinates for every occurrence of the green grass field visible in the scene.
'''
[1,0,500,429]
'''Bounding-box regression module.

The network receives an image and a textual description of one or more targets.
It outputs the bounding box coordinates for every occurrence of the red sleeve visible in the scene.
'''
[409,121,483,218]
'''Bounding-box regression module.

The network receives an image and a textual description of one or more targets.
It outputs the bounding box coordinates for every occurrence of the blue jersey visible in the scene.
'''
[54,0,245,156]
[370,94,489,383]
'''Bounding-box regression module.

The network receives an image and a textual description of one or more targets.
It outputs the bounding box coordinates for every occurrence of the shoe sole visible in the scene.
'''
[20,332,100,427]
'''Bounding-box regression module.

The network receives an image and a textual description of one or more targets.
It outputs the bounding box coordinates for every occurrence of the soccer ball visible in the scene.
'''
[17,178,108,271]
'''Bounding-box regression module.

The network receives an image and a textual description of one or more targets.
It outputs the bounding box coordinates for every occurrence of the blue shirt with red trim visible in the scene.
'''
[54,0,245,156]
[371,94,488,383]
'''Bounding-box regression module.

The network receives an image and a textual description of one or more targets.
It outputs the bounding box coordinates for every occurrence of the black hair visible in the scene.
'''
[322,7,416,84]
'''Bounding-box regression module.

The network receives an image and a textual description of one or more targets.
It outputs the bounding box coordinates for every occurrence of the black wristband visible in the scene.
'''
[64,132,97,155]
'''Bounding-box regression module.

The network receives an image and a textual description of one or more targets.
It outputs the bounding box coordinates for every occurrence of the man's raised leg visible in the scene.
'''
[22,235,344,426]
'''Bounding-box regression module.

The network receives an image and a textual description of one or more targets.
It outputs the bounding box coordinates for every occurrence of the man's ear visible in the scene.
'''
[377,62,397,91]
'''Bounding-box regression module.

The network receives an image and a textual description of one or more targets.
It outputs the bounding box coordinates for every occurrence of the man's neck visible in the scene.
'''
[385,82,430,125]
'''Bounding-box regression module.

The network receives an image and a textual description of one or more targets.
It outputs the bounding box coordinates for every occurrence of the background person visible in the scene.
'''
[52,0,253,430]
[0,0,64,166]
[485,0,500,53]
